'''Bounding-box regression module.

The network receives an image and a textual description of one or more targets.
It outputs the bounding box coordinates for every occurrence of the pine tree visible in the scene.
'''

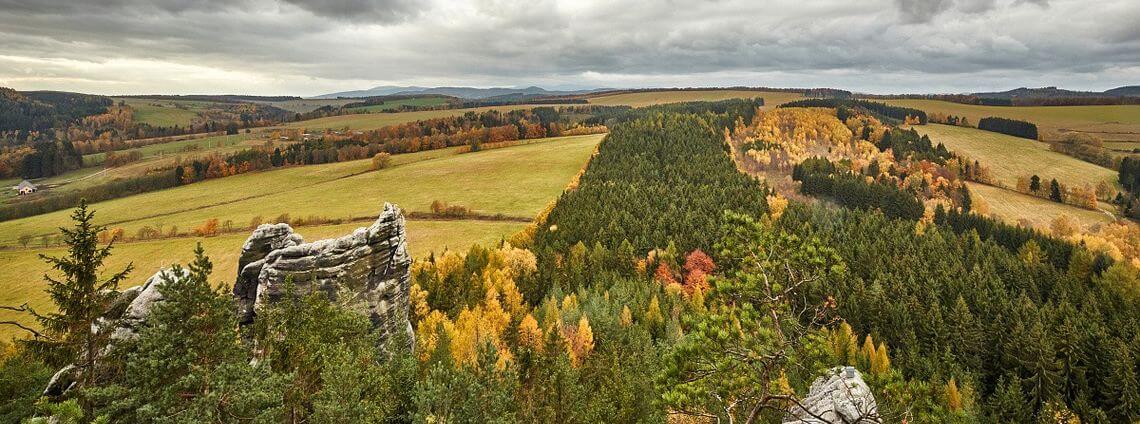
[23,200,132,395]
[99,244,281,421]
[960,184,972,213]
[1050,179,1063,202]
[947,296,983,372]
[988,374,1030,423]
[1104,342,1140,421]
[129,247,230,405]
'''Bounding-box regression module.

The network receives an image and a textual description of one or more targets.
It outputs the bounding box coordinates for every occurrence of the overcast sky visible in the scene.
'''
[0,0,1137,96]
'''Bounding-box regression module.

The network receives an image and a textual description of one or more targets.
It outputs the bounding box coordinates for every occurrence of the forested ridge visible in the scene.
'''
[0,89,112,134]
[2,101,1139,423]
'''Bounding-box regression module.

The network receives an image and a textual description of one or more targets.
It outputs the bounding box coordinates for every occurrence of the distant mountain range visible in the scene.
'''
[311,85,610,100]
[971,86,1140,99]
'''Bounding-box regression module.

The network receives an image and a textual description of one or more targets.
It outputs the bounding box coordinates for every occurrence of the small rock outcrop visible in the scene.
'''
[44,267,189,397]
[783,366,880,424]
[43,203,414,397]
[234,202,413,348]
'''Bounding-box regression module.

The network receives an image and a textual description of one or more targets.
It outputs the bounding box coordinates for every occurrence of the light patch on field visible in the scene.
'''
[586,90,804,108]
[968,182,1113,231]
[916,124,1117,189]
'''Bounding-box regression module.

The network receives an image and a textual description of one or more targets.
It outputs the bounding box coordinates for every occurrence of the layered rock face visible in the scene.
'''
[45,204,414,396]
[783,366,880,424]
[234,202,414,348]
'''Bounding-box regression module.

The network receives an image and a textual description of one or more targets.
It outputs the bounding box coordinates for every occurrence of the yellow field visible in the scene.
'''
[968,182,1113,231]
[586,90,804,108]
[0,218,523,341]
[881,99,1140,141]
[0,134,602,247]
[916,124,1118,189]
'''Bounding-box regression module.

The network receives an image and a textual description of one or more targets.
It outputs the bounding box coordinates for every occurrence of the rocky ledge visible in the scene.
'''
[783,366,880,424]
[45,203,414,396]
[234,202,413,348]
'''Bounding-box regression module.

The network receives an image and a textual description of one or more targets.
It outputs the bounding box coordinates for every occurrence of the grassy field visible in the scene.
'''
[586,90,804,108]
[1104,141,1140,152]
[282,104,577,131]
[916,124,1118,189]
[0,134,602,247]
[345,97,451,112]
[83,133,256,166]
[880,99,1140,142]
[13,103,569,204]
[114,98,217,127]
[968,182,1113,230]
[261,98,359,113]
[0,218,524,341]
[0,133,600,340]
[0,134,273,204]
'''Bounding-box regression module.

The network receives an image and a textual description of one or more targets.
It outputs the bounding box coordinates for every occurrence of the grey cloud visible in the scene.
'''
[280,0,422,22]
[0,0,1135,95]
[894,0,955,23]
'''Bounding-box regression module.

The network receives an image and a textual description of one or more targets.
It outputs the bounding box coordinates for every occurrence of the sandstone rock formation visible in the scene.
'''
[234,202,413,348]
[44,203,414,396]
[44,267,189,397]
[783,366,880,424]
[233,222,304,324]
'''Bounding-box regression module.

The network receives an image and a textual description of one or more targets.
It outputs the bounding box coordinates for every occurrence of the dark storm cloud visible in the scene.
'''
[0,0,1135,95]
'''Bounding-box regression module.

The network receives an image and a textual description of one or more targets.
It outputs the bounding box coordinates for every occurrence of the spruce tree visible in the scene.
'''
[988,374,1030,423]
[26,200,132,389]
[1104,342,1140,421]
[1050,179,1063,202]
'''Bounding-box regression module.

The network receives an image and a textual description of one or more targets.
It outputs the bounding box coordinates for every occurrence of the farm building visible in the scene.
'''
[15,180,37,195]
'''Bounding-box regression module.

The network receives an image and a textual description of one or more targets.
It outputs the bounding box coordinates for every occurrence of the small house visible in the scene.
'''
[15,180,37,195]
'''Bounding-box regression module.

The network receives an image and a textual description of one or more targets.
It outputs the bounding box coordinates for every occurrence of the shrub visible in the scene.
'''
[371,152,392,170]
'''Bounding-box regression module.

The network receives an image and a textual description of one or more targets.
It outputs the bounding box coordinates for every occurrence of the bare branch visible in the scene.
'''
[0,320,46,338]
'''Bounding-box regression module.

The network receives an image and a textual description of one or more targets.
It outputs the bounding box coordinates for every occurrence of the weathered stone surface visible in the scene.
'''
[44,204,414,397]
[233,223,304,324]
[43,365,79,398]
[109,268,189,342]
[783,366,880,424]
[45,268,188,397]
[237,202,413,348]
